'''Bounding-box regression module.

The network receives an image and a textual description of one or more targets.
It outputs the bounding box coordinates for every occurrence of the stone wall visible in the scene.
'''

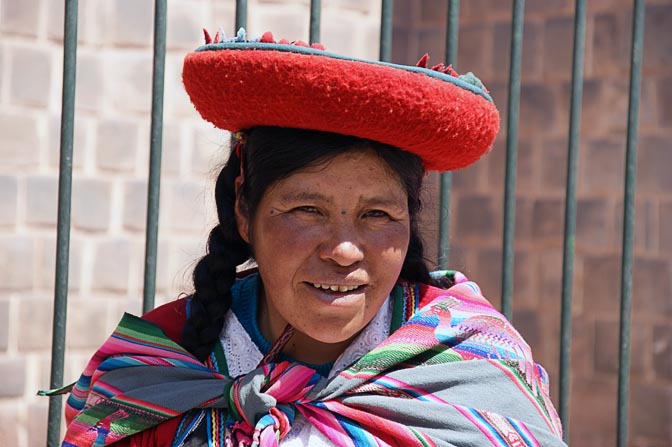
[393,0,672,446]
[0,0,670,446]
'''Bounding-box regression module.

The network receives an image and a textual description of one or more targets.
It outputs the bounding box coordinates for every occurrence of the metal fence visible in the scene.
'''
[46,0,646,445]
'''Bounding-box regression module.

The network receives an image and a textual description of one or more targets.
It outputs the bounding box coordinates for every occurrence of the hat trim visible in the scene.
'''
[195,42,494,103]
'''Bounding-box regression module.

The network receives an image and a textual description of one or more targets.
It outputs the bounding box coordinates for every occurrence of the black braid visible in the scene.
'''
[181,151,251,361]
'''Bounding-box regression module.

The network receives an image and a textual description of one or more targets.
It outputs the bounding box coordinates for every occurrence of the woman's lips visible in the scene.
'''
[310,283,363,293]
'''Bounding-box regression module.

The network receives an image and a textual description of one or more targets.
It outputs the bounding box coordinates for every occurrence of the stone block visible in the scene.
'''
[512,250,538,309]
[592,12,630,75]
[0,235,34,290]
[569,378,617,447]
[0,175,18,227]
[18,297,53,351]
[164,53,199,117]
[0,405,20,446]
[72,178,112,231]
[104,52,152,114]
[109,0,153,47]
[455,195,499,241]
[419,0,446,26]
[65,299,109,349]
[92,237,131,292]
[661,201,672,253]
[191,124,228,176]
[460,0,512,21]
[653,324,672,379]
[0,300,8,351]
[581,254,621,312]
[493,20,543,82]
[36,235,82,291]
[329,0,378,13]
[166,179,210,232]
[575,78,629,135]
[28,403,49,447]
[660,75,672,128]
[576,198,611,250]
[537,249,564,310]
[630,383,672,440]
[519,84,557,136]
[26,175,59,227]
[570,314,595,377]
[123,179,149,231]
[644,4,672,69]
[0,357,26,397]
[632,257,672,316]
[0,0,40,35]
[96,118,139,172]
[0,112,41,166]
[594,318,646,375]
[452,155,482,191]
[9,44,53,107]
[474,248,502,307]
[391,26,414,64]
[322,11,367,59]
[160,121,184,176]
[486,137,533,191]
[543,16,574,79]
[167,0,208,50]
[75,51,104,111]
[636,136,672,193]
[581,137,625,194]
[525,0,572,16]
[514,196,533,241]
[538,137,567,192]
[531,197,564,241]
[614,199,656,252]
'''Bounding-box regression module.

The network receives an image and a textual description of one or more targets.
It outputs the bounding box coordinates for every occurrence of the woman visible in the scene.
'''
[51,30,566,446]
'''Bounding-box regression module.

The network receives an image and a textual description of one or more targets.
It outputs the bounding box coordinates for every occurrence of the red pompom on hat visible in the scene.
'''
[183,29,500,172]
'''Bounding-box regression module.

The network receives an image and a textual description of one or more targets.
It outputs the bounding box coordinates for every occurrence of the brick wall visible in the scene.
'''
[0,0,382,444]
[1,0,670,446]
[393,0,672,446]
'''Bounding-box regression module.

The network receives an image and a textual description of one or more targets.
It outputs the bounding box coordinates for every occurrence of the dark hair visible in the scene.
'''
[181,126,450,361]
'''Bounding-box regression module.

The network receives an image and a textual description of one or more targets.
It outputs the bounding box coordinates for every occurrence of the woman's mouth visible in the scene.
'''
[310,283,363,293]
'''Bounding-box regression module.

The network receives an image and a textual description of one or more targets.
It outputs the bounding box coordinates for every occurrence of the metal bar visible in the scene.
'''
[500,0,525,321]
[235,0,248,32]
[142,0,167,314]
[309,0,322,44]
[617,1,645,445]
[438,0,460,269]
[379,0,394,62]
[47,0,78,444]
[558,0,587,439]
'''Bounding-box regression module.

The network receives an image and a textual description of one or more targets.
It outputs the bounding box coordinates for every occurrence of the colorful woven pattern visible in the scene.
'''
[54,279,565,447]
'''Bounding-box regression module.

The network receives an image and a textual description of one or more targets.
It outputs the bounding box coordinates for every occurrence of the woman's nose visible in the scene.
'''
[319,231,364,266]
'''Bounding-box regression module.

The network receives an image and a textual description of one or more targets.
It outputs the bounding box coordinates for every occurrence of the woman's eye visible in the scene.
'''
[293,206,321,215]
[363,209,391,219]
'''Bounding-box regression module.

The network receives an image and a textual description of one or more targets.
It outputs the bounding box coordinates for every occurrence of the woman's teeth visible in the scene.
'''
[311,283,360,292]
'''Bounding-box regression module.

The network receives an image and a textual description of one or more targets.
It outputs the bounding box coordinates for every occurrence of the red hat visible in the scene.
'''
[182,30,499,172]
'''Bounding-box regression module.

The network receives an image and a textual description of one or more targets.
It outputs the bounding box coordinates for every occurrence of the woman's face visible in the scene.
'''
[235,149,410,363]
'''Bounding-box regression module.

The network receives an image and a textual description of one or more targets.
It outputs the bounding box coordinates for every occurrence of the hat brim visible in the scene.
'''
[183,42,499,171]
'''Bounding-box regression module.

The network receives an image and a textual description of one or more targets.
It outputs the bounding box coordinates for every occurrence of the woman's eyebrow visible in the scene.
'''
[278,191,333,204]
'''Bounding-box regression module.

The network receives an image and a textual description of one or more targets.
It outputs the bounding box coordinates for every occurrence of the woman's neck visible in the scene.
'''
[257,292,355,364]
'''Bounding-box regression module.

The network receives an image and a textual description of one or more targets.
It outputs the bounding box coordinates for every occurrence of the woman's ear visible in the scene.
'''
[234,177,251,243]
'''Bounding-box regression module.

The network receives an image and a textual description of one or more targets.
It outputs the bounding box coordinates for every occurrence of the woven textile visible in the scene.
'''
[55,279,566,447]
